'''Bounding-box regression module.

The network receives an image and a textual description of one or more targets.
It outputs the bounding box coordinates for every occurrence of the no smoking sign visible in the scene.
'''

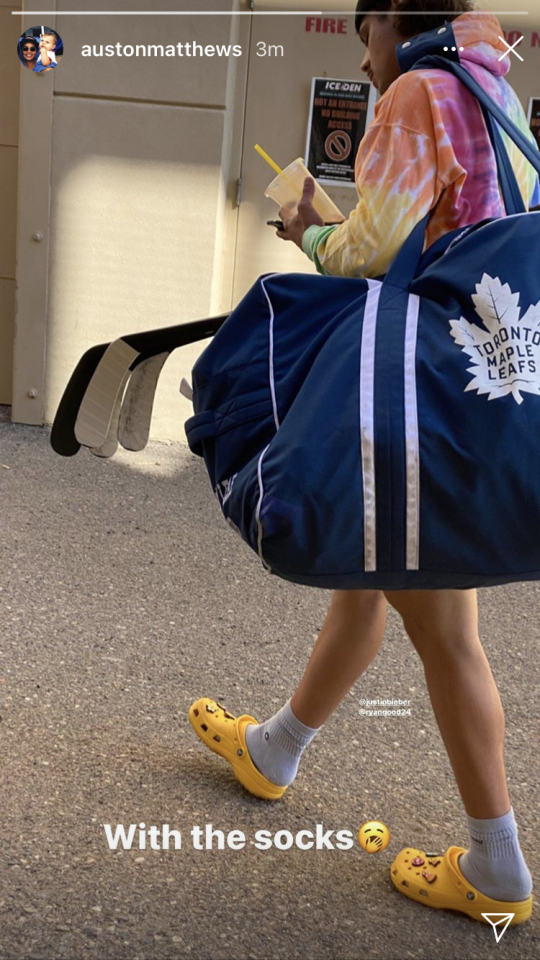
[325,130,352,162]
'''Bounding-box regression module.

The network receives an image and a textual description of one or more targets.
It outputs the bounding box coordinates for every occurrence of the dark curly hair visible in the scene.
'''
[355,0,476,37]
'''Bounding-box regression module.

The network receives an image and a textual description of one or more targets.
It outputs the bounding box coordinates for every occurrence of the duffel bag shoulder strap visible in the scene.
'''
[385,53,540,288]
[412,55,540,215]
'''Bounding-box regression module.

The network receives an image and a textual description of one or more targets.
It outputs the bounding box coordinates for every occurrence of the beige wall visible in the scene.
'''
[10,0,540,439]
[0,1,21,405]
[13,0,246,440]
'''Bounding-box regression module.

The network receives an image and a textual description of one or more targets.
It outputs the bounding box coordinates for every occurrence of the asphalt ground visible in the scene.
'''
[0,422,539,960]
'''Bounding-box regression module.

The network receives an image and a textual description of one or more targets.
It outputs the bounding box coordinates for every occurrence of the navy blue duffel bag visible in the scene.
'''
[186,56,540,590]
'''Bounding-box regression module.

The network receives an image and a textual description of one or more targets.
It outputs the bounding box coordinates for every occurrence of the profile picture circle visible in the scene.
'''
[18,26,64,74]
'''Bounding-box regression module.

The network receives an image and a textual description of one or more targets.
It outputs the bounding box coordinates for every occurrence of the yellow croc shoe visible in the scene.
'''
[188,697,287,801]
[390,845,533,925]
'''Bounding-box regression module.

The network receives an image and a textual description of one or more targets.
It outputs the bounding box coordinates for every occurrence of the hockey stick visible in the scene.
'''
[117,352,170,452]
[50,342,110,456]
[51,314,229,457]
[90,367,132,459]
[74,339,140,449]
[78,315,229,452]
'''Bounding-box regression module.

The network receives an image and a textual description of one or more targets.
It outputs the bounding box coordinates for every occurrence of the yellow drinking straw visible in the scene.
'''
[254,143,302,201]
[254,143,283,177]
[255,142,342,223]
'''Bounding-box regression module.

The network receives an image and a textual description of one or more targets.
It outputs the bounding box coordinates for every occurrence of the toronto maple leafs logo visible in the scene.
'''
[449,274,540,404]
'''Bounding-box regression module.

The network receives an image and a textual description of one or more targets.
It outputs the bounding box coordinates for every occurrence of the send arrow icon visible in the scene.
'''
[482,913,515,942]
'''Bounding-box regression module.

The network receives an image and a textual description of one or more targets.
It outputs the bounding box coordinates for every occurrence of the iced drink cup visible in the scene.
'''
[264,158,345,223]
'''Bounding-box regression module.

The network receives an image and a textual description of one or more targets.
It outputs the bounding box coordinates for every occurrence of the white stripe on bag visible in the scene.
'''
[360,281,382,572]
[404,294,421,570]
[260,276,281,431]
[256,444,272,571]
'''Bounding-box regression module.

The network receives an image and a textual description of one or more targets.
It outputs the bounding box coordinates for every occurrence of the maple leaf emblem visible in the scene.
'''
[449,274,540,404]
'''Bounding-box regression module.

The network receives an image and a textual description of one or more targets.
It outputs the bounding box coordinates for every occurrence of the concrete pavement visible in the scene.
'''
[0,422,539,960]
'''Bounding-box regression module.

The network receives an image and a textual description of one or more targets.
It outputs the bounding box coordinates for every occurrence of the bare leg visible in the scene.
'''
[290,589,388,728]
[384,588,510,819]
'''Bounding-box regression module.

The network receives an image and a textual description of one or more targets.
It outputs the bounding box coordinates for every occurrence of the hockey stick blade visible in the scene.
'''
[51,343,110,457]
[90,368,132,458]
[75,340,139,449]
[118,352,170,452]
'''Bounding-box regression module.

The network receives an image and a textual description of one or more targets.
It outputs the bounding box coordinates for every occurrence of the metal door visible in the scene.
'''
[233,11,375,302]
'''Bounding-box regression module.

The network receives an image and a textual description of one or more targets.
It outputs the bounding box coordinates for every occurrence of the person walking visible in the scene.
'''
[190,0,537,926]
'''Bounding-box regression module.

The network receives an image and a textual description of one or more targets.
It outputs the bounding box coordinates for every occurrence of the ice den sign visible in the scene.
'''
[305,78,376,187]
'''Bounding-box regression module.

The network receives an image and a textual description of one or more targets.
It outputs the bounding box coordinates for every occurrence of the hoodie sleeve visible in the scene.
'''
[303,75,450,278]
[303,121,448,278]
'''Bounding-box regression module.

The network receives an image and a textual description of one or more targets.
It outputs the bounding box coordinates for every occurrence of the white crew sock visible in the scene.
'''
[245,699,320,787]
[458,807,533,901]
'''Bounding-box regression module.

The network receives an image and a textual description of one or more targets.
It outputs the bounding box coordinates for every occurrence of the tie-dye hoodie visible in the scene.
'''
[302,12,540,278]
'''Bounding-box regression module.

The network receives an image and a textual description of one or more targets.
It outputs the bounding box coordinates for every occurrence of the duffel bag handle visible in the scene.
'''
[385,53,540,289]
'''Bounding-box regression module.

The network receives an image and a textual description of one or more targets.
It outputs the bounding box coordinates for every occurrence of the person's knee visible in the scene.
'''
[329,590,387,633]
[383,589,479,660]
[333,589,386,613]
